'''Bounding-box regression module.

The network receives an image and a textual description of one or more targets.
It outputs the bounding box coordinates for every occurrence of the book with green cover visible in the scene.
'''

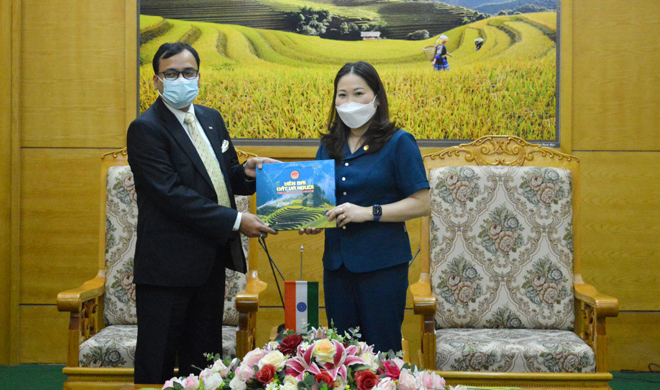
[256,160,336,231]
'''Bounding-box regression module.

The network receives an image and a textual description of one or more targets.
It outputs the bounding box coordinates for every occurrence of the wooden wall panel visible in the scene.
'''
[575,151,660,311]
[19,305,69,363]
[607,312,660,371]
[572,0,660,151]
[20,149,115,304]
[0,0,13,365]
[20,0,129,148]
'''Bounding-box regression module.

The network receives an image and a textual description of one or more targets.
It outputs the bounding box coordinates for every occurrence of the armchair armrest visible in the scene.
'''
[574,281,619,318]
[573,276,618,372]
[409,273,437,315]
[236,270,267,313]
[57,273,106,313]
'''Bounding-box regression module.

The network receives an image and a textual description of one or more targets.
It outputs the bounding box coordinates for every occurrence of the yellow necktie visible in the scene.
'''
[184,112,231,207]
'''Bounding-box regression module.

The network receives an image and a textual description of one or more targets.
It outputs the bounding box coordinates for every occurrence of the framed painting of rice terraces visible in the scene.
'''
[138,0,559,147]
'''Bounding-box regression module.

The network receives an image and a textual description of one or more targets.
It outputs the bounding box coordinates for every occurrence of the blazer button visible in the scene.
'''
[342,177,346,181]
[345,162,349,166]
[342,226,346,230]
[343,192,347,196]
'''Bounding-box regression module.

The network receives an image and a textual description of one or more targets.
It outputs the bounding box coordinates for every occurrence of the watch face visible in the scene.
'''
[373,205,382,216]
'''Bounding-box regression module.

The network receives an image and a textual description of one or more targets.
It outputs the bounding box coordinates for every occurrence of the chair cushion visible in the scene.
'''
[103,166,249,327]
[428,166,574,330]
[435,328,596,373]
[79,325,239,367]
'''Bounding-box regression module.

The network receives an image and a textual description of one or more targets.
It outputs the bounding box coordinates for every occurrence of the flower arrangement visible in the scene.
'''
[158,327,468,390]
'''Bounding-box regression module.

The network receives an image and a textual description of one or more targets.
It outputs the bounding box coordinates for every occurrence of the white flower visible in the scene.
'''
[449,386,469,390]
[264,341,280,352]
[202,372,224,390]
[374,377,396,390]
[333,376,347,390]
[212,359,228,375]
[265,382,280,390]
[259,350,286,370]
[229,376,247,390]
[359,351,379,372]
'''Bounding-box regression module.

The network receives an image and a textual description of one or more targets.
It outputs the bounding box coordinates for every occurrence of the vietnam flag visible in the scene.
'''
[285,281,319,333]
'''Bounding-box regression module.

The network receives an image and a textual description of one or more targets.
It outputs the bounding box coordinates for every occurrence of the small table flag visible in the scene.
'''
[285,281,319,333]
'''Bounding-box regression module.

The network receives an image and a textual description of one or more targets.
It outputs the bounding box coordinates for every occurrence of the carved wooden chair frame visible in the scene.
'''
[409,135,619,389]
[56,147,266,389]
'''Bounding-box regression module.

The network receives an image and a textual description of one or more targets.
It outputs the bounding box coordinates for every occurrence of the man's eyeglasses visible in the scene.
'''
[159,68,199,81]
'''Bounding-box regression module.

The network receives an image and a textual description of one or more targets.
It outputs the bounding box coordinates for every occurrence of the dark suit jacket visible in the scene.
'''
[127,98,255,287]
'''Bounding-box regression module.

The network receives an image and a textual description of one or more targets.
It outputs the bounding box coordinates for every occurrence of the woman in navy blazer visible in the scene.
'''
[301,62,430,353]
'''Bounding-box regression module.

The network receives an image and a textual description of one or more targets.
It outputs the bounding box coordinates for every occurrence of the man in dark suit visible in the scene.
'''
[127,42,277,385]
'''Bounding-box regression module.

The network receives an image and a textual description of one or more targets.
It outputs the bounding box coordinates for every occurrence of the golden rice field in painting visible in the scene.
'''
[139,13,557,141]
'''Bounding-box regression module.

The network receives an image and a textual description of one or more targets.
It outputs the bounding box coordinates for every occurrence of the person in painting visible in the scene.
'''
[300,61,430,353]
[433,35,452,71]
[126,42,278,384]
[475,37,485,51]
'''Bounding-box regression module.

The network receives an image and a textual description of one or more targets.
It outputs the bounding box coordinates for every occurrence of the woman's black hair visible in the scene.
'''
[321,61,397,160]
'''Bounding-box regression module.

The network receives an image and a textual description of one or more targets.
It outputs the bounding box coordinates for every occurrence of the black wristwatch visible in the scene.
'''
[372,204,382,222]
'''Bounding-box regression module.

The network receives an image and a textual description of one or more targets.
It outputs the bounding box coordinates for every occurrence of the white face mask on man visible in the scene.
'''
[158,76,199,109]
[335,96,378,129]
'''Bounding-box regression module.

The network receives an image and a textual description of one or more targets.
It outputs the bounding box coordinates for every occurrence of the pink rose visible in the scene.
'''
[397,369,418,390]
[242,348,266,369]
[416,371,446,390]
[234,363,254,382]
[452,181,472,203]
[496,231,516,253]
[378,360,401,380]
[538,183,556,205]
[375,377,397,390]
[184,374,200,390]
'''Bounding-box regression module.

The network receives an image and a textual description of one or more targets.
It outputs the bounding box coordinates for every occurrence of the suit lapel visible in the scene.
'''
[154,99,216,192]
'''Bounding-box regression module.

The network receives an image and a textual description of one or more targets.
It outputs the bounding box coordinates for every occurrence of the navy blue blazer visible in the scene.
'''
[127,98,255,287]
[316,130,430,273]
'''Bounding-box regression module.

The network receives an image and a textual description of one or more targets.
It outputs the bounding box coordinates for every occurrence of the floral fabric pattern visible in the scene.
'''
[435,328,595,373]
[104,166,139,326]
[433,166,481,205]
[79,325,238,367]
[429,166,575,330]
[103,166,249,327]
[91,166,250,366]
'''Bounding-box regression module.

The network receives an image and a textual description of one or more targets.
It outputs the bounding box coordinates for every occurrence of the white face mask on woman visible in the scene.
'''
[335,96,377,129]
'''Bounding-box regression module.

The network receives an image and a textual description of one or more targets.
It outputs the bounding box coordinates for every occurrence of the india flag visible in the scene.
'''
[285,281,319,333]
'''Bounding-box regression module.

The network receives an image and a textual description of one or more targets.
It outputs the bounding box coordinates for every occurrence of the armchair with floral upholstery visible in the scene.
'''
[410,136,618,389]
[56,148,267,390]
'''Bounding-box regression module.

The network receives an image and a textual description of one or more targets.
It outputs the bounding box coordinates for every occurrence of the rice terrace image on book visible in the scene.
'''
[256,160,336,230]
[139,0,558,143]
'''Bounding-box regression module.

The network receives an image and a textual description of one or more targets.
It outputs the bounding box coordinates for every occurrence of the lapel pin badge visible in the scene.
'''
[363,145,369,151]
[209,126,213,129]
